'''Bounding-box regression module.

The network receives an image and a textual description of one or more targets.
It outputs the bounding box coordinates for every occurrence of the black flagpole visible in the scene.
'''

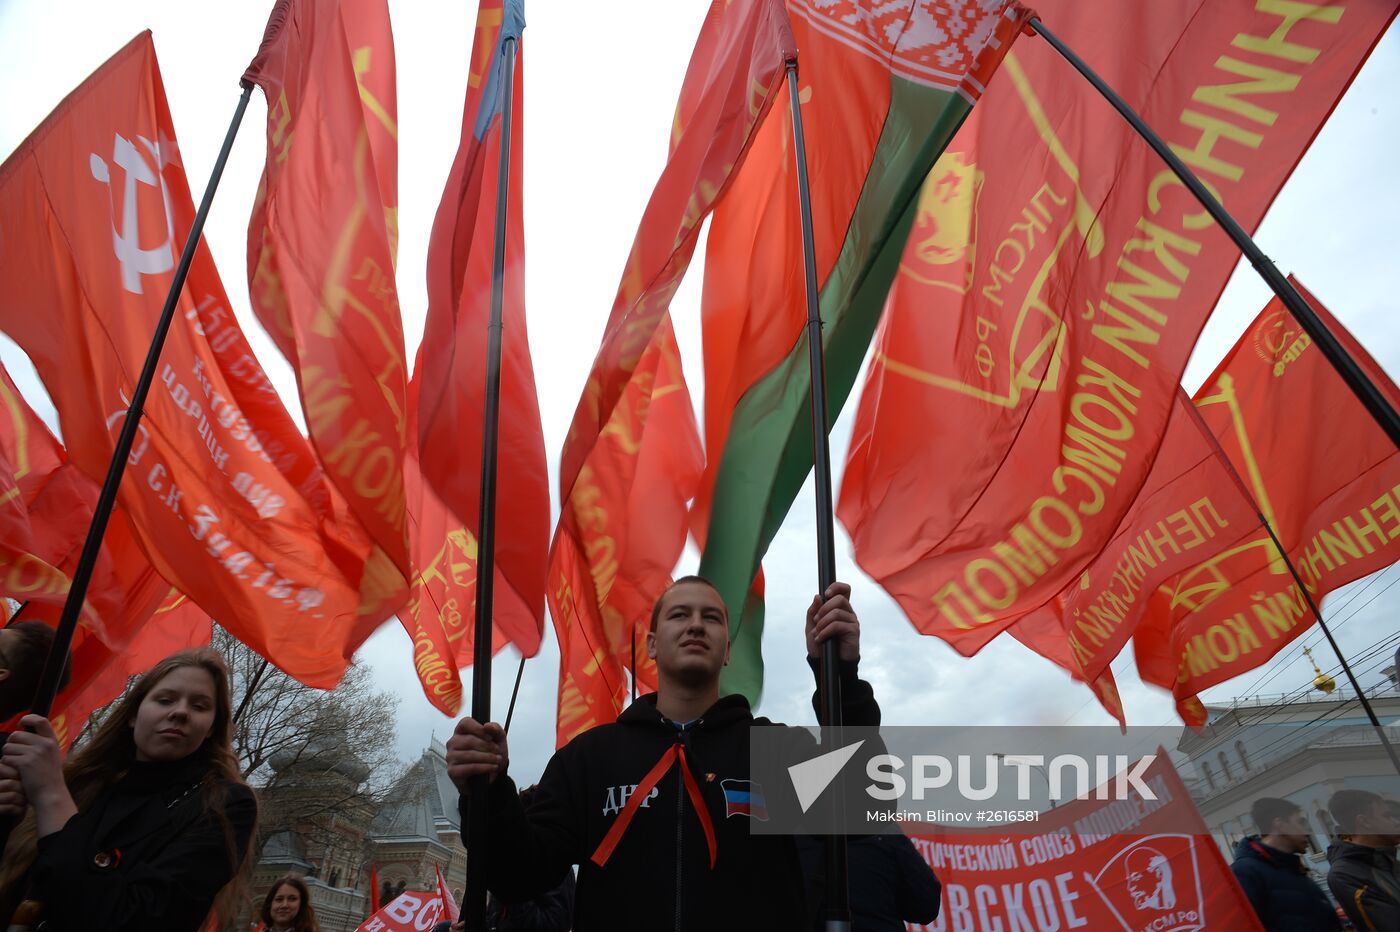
[503,655,526,735]
[1028,17,1400,452]
[785,58,851,931]
[1184,401,1400,777]
[0,82,253,854]
[463,30,519,932]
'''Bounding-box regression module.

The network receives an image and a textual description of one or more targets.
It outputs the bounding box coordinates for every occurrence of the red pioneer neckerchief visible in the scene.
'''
[590,741,717,869]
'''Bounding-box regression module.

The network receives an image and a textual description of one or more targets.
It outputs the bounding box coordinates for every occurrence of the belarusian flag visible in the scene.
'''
[692,0,1031,700]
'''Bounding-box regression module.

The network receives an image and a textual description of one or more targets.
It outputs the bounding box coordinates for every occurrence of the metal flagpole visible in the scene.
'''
[503,655,526,735]
[0,82,254,854]
[1256,516,1400,777]
[1028,16,1400,451]
[463,25,520,932]
[784,58,851,931]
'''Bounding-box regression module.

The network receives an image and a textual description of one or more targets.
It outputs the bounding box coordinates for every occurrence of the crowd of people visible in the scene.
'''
[0,579,941,931]
[0,578,1395,931]
[1231,792,1400,930]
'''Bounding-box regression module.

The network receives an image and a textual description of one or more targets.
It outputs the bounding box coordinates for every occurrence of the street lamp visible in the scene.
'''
[995,753,1057,810]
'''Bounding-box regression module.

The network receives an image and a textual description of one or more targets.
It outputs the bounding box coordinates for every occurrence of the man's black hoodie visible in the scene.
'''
[465,659,878,931]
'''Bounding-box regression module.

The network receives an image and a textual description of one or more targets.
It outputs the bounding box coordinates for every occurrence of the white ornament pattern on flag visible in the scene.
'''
[789,0,1017,97]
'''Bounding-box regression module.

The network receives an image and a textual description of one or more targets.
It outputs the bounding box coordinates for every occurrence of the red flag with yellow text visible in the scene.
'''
[552,319,700,746]
[415,0,546,661]
[548,0,791,745]
[0,33,399,687]
[1008,391,1264,725]
[394,444,516,716]
[839,0,1396,657]
[1134,280,1400,705]
[0,362,206,743]
[244,0,413,592]
[2,359,175,647]
[0,362,71,610]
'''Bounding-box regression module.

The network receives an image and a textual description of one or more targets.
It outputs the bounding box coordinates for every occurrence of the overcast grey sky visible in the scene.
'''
[1,3,1396,785]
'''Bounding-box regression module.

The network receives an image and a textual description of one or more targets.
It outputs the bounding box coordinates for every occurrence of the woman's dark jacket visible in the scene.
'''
[27,754,256,931]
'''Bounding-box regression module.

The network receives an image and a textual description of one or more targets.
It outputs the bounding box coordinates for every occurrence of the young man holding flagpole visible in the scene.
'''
[446,576,879,930]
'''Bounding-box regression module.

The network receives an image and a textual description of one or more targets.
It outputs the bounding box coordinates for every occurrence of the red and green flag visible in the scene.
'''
[694,0,1032,701]
[548,0,793,744]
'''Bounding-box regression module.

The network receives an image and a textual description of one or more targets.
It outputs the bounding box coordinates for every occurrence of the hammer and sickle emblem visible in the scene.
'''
[89,132,179,295]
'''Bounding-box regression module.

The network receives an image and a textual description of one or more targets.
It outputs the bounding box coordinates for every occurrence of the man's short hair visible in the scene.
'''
[1251,797,1301,835]
[0,620,70,721]
[648,575,723,633]
[1329,789,1385,834]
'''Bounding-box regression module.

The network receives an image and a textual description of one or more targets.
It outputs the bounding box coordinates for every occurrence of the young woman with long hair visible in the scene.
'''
[0,648,257,930]
[259,875,321,932]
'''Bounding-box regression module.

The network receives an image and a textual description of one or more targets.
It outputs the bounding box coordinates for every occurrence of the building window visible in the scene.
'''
[1202,762,1216,791]
[1235,740,1251,771]
[1218,751,1234,782]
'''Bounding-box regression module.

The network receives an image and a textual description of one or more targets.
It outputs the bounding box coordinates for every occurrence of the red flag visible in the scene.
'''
[369,865,380,913]
[0,361,169,645]
[839,0,1397,653]
[434,864,458,922]
[1134,280,1400,704]
[1011,394,1262,673]
[415,0,546,660]
[904,753,1262,931]
[355,891,447,932]
[0,34,399,687]
[552,319,700,746]
[1007,392,1262,725]
[0,362,78,615]
[547,0,791,745]
[394,446,521,716]
[244,0,414,590]
[0,360,190,743]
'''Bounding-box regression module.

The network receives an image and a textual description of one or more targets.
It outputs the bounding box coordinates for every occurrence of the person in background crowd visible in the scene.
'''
[447,577,880,931]
[797,832,941,930]
[1230,796,1341,931]
[0,648,257,930]
[260,874,321,932]
[0,620,70,723]
[480,785,575,931]
[1327,789,1400,931]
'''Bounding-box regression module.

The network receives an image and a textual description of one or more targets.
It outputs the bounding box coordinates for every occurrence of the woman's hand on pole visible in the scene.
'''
[1,715,77,836]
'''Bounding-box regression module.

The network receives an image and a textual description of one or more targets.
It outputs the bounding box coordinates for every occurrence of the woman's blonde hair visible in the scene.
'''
[0,647,256,925]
